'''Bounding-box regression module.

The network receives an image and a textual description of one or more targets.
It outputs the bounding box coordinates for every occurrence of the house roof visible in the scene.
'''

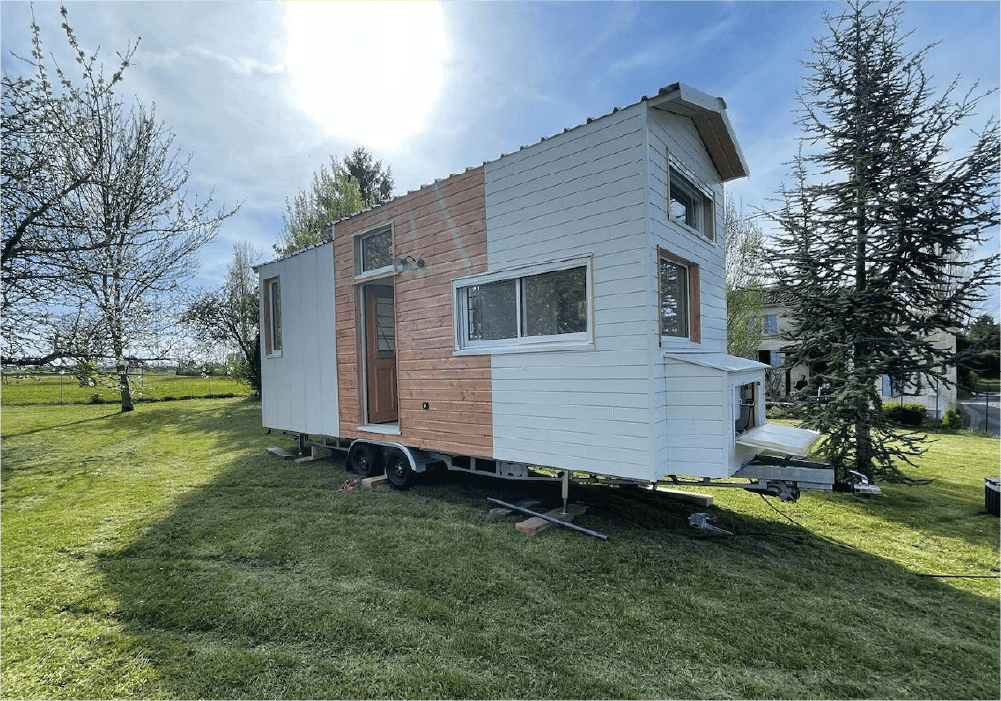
[644,82,749,182]
[263,82,749,266]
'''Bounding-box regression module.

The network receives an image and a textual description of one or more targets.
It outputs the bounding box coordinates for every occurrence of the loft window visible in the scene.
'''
[264,276,282,356]
[659,249,700,342]
[357,227,393,275]
[455,259,592,353]
[669,165,715,241]
[763,314,778,336]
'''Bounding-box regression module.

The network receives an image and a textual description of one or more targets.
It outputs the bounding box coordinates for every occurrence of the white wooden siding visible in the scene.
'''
[259,242,338,436]
[484,104,657,480]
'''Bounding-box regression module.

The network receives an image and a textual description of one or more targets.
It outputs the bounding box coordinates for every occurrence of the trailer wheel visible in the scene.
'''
[348,442,382,478]
[385,450,415,490]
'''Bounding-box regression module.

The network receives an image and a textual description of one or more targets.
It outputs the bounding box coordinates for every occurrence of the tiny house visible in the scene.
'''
[258,83,831,498]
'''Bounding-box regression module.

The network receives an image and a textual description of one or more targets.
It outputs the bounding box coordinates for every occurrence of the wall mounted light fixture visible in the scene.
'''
[393,255,426,273]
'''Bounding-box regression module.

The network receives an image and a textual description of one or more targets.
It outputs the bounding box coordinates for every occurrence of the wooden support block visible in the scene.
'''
[362,474,388,489]
[267,447,294,460]
[657,489,714,507]
[515,504,587,535]
[486,499,542,522]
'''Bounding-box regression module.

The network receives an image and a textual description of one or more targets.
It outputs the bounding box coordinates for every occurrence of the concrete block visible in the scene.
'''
[267,447,294,460]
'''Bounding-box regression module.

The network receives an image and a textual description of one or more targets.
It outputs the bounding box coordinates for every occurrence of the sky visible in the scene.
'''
[3,0,999,316]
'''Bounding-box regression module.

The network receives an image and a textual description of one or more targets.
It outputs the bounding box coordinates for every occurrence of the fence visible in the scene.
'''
[0,370,252,405]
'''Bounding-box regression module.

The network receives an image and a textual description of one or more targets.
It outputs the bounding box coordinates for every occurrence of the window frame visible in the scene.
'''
[452,256,594,355]
[667,155,716,242]
[354,224,395,281]
[658,248,701,344]
[263,275,283,357]
[763,313,779,336]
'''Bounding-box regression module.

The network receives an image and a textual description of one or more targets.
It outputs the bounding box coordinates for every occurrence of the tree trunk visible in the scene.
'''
[116,360,134,412]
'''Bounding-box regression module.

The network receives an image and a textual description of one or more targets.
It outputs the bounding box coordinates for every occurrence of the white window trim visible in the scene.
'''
[263,275,283,358]
[452,255,595,355]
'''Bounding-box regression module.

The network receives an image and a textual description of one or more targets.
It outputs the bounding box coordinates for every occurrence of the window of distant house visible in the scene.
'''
[264,276,282,356]
[669,162,715,241]
[357,227,394,276]
[659,249,700,342]
[763,314,778,336]
[454,258,592,353]
[882,373,906,397]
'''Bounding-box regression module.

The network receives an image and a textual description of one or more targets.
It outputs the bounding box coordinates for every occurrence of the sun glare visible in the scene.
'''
[287,2,449,148]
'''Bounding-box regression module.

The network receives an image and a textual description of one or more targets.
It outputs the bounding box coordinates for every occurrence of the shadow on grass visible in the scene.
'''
[80,419,1001,699]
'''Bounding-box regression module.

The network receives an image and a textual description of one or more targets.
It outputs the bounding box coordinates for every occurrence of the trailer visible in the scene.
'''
[257,82,832,501]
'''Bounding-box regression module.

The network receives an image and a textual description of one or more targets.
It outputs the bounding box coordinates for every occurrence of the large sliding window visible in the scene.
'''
[455,257,592,353]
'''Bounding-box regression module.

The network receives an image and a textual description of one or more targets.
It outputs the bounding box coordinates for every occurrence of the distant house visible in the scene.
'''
[757,290,957,418]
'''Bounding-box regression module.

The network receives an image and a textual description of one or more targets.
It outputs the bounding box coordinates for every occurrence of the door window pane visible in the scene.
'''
[467,279,517,341]
[360,229,393,272]
[522,266,587,337]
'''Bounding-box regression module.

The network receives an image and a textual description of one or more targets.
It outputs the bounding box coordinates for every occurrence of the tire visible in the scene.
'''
[385,450,415,489]
[348,442,382,478]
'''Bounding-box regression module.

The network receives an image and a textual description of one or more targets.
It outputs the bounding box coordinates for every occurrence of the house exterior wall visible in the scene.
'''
[259,85,767,483]
[757,299,958,418]
[647,106,732,480]
[332,167,494,455]
[259,241,339,435]
[483,103,657,480]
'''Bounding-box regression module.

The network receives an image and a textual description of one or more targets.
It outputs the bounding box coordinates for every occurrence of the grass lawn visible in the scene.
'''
[0,371,251,406]
[1,399,998,699]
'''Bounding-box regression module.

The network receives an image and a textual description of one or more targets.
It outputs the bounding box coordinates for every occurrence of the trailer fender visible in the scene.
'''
[350,440,429,473]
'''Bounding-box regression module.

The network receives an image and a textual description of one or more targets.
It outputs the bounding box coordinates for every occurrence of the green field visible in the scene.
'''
[1,370,252,405]
[1,399,998,699]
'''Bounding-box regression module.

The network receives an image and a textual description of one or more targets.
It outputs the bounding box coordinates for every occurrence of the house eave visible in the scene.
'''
[646,82,750,183]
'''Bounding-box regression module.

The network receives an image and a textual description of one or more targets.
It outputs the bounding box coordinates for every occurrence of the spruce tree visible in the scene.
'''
[770,0,999,481]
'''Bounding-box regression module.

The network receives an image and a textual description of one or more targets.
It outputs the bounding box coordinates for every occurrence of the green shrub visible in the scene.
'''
[942,406,963,431]
[883,402,927,426]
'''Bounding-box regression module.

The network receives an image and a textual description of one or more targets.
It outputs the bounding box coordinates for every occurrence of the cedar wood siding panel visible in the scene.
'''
[258,242,339,436]
[333,168,493,455]
[484,104,658,480]
[647,107,731,478]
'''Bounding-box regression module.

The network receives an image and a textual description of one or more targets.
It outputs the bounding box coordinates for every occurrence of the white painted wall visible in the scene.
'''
[259,242,339,436]
[484,103,658,480]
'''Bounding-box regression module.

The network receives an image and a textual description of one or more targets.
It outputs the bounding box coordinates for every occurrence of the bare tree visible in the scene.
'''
[1,5,139,362]
[181,242,262,396]
[56,101,238,410]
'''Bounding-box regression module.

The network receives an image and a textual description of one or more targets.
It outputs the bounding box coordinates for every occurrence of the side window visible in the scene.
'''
[263,276,282,356]
[668,158,715,241]
[455,259,592,353]
[659,249,700,342]
[763,314,779,336]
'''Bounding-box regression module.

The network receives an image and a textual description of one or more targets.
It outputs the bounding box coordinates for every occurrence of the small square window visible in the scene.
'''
[669,165,714,241]
[358,228,393,274]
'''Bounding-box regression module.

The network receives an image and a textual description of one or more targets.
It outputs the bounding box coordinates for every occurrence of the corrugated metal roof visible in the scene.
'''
[264,82,748,266]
